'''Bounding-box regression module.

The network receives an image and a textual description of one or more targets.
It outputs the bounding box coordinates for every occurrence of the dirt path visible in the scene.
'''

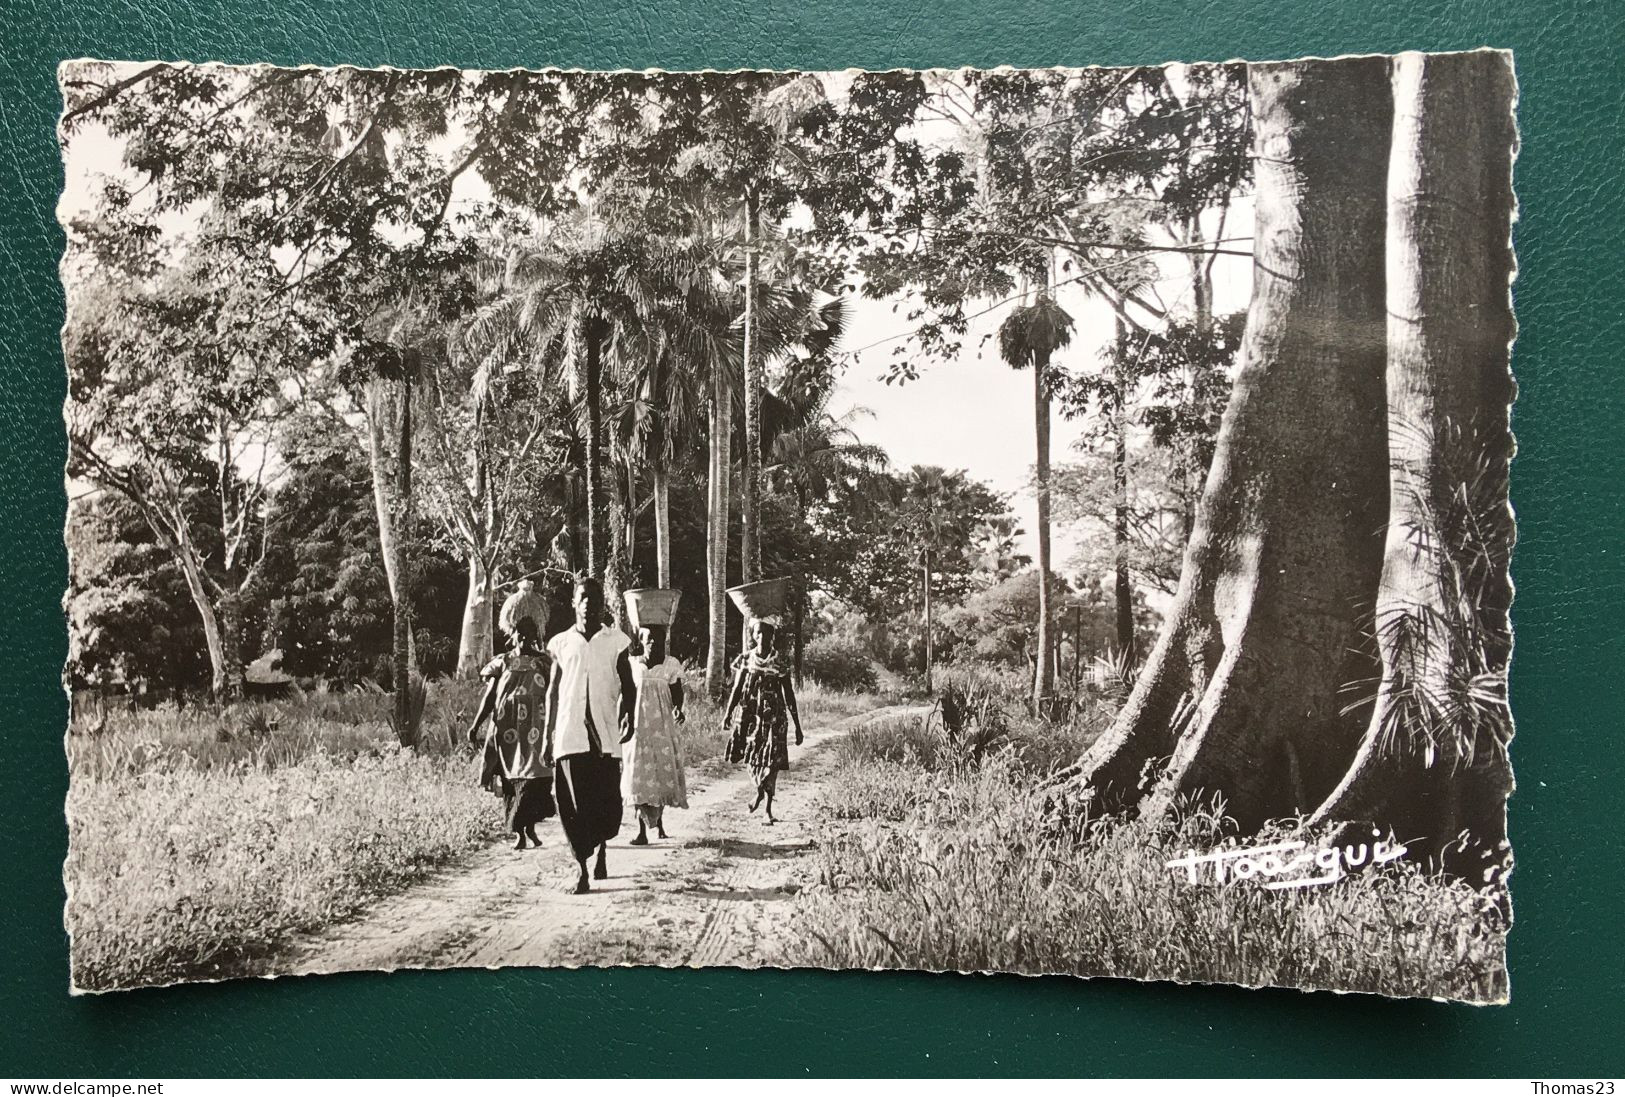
[274,704,919,978]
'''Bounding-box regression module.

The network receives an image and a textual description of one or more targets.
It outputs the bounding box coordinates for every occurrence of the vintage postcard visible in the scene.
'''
[58,50,1517,1000]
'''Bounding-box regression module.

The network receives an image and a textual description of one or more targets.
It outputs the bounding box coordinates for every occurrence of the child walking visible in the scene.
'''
[621,589,688,845]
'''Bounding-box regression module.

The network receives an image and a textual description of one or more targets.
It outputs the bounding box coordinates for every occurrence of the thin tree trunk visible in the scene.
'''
[1072,57,1394,829]
[584,321,607,577]
[1114,316,1135,662]
[653,457,673,588]
[392,372,417,744]
[454,427,495,678]
[625,458,638,573]
[364,381,401,602]
[1032,344,1055,716]
[740,189,762,585]
[1309,50,1517,874]
[923,549,934,693]
[606,460,629,631]
[793,571,804,688]
[651,348,674,589]
[705,357,733,697]
[170,532,237,701]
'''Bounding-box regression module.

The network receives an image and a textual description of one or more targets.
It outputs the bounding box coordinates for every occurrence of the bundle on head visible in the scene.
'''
[500,579,547,644]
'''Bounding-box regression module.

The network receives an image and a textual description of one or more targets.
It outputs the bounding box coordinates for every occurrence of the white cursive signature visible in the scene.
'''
[1164,830,1408,890]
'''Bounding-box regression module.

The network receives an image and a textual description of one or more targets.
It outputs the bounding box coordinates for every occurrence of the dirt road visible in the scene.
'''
[275,704,917,978]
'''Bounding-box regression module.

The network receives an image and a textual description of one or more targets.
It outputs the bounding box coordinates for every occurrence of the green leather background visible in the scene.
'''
[4,0,1621,1077]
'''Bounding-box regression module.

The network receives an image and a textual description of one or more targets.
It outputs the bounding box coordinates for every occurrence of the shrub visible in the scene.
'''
[803,636,880,693]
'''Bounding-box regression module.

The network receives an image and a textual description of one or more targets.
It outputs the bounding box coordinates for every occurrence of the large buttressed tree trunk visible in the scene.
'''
[1072,57,1395,831]
[1309,50,1517,879]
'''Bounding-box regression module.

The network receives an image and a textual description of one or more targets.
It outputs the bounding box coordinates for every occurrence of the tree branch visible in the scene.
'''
[61,63,170,127]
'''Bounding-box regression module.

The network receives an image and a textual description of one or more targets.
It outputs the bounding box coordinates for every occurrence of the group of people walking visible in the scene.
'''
[465,573,803,894]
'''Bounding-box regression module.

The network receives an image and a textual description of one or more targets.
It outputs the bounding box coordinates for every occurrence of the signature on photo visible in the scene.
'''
[1164,832,1409,890]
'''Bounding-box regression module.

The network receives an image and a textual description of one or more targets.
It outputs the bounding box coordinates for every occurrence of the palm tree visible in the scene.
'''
[998,286,1075,715]
[477,210,733,620]
[763,387,889,510]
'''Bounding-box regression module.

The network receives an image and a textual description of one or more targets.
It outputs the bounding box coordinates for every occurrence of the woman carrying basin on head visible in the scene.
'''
[721,578,804,825]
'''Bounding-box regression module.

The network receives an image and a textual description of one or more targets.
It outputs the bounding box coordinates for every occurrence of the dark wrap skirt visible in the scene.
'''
[555,752,623,861]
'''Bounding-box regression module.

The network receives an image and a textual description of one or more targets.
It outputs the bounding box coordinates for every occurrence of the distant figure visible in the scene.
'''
[622,613,689,845]
[466,581,555,851]
[545,576,635,894]
[722,579,803,825]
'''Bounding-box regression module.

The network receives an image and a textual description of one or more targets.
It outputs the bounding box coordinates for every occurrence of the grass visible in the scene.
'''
[64,670,895,991]
[790,693,1509,1004]
[65,679,499,991]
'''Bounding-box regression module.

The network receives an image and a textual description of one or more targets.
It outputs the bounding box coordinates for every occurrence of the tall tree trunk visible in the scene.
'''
[625,458,638,573]
[1308,50,1517,876]
[392,372,417,744]
[793,571,804,688]
[923,550,935,693]
[1113,316,1135,662]
[1032,344,1055,716]
[1071,57,1394,829]
[1179,209,1221,549]
[705,357,733,697]
[455,553,494,678]
[454,428,495,678]
[740,189,762,585]
[167,527,239,702]
[606,460,629,631]
[651,350,674,589]
[653,456,673,588]
[584,320,607,578]
[364,381,402,602]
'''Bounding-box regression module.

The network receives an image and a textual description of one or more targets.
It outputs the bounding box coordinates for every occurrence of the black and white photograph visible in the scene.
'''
[58,50,1517,1001]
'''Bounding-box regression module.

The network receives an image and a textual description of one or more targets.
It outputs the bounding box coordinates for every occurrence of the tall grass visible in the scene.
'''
[794,703,1508,1003]
[67,677,496,991]
[66,748,495,991]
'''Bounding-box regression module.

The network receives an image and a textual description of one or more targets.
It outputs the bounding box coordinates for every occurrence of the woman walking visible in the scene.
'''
[621,589,689,845]
[545,575,635,894]
[722,579,804,824]
[467,580,555,851]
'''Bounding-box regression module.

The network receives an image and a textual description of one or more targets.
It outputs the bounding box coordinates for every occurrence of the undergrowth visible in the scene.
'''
[794,689,1508,1003]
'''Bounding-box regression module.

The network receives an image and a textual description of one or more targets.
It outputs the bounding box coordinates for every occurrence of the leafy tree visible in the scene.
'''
[254,441,393,685]
[807,465,1011,627]
[66,490,213,697]
[63,255,285,700]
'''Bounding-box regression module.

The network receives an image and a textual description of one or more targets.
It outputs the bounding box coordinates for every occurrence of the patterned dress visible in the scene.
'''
[725,652,792,793]
[478,650,555,831]
[622,656,689,810]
